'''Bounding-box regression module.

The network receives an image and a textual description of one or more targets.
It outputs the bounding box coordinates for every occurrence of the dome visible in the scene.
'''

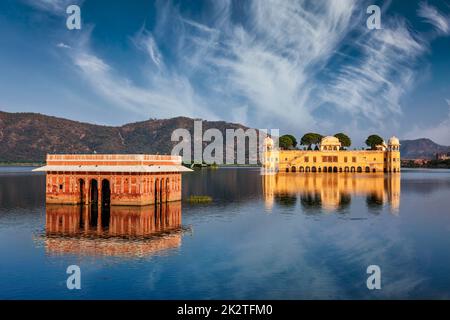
[388,136,400,145]
[320,136,341,145]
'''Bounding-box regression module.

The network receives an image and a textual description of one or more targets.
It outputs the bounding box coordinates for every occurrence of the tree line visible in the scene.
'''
[278,133,384,150]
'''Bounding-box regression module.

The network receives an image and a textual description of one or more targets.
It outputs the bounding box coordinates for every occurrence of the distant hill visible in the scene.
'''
[0,111,255,163]
[1,111,447,162]
[400,138,450,159]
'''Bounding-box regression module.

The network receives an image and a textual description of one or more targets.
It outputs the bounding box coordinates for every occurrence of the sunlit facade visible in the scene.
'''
[263,136,401,174]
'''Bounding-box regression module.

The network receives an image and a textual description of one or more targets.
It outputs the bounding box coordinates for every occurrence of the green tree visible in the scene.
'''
[300,133,323,149]
[284,134,298,148]
[334,133,352,149]
[365,134,384,150]
[279,135,294,150]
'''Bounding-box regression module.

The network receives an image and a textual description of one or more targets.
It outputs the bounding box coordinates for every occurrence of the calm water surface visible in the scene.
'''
[1,167,450,299]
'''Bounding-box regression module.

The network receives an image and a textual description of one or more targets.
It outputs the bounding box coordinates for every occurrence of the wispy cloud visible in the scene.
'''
[56,42,71,49]
[322,19,425,127]
[23,0,80,15]
[131,27,164,69]
[26,0,450,141]
[418,2,450,35]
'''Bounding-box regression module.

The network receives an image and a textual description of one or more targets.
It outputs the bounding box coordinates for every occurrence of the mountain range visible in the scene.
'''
[0,111,448,162]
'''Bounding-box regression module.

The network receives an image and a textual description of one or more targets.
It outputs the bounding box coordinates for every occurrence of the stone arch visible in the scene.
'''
[159,178,164,203]
[306,166,310,172]
[79,178,85,204]
[165,178,170,202]
[365,166,370,173]
[90,179,98,205]
[154,178,160,204]
[351,167,355,172]
[323,167,327,173]
[344,167,349,172]
[291,166,297,173]
[101,179,111,207]
[328,166,333,173]
[312,166,317,172]
[299,166,305,172]
[333,167,338,173]
[357,166,362,173]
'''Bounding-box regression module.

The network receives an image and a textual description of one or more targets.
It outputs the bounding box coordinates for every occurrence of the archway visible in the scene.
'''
[165,178,170,202]
[351,167,355,172]
[318,167,322,172]
[299,166,304,172]
[333,167,338,173]
[328,166,333,173]
[339,167,343,173]
[306,167,310,172]
[345,167,349,172]
[90,179,98,205]
[100,179,111,228]
[357,166,362,173]
[312,166,317,173]
[372,168,376,173]
[323,167,327,173]
[101,179,110,207]
[160,178,164,203]
[291,166,297,173]
[154,178,159,204]
[365,166,370,173]
[79,179,85,204]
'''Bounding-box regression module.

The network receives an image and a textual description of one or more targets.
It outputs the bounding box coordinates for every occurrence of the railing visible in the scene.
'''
[46,154,181,161]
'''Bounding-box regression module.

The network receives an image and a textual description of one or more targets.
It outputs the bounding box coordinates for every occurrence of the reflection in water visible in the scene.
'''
[263,173,401,214]
[44,202,183,258]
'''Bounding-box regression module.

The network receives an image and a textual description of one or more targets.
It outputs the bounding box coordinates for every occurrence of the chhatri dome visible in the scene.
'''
[320,136,341,151]
[388,136,400,146]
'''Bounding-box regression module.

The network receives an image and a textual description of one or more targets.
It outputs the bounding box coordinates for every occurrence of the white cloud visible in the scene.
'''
[70,43,217,120]
[51,0,449,142]
[418,2,450,35]
[24,0,80,14]
[56,42,71,49]
[131,28,164,69]
[321,20,425,128]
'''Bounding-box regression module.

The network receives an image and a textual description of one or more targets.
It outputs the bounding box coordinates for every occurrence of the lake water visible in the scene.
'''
[1,167,450,299]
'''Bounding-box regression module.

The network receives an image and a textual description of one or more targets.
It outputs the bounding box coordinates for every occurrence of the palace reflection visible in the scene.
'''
[263,173,401,214]
[44,202,183,257]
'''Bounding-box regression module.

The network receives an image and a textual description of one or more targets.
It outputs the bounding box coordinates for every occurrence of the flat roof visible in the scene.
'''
[33,164,192,173]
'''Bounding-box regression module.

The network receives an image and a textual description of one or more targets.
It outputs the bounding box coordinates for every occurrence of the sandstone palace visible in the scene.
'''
[34,154,192,206]
[263,135,401,174]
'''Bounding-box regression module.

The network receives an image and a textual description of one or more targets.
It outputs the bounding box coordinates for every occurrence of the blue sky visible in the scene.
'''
[0,0,449,146]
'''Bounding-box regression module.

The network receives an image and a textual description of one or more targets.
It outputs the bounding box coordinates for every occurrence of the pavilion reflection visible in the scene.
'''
[263,173,400,214]
[44,202,183,257]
